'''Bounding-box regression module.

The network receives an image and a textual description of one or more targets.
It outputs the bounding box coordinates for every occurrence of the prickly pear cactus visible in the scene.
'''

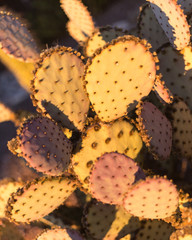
[5,175,77,223]
[146,0,190,50]
[89,152,145,205]
[8,116,73,176]
[123,176,179,219]
[31,46,90,131]
[84,35,158,122]
[66,21,87,43]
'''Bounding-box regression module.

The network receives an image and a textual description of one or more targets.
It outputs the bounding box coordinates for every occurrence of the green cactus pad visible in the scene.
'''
[157,44,192,110]
[72,118,143,191]
[60,0,95,37]
[0,11,39,62]
[178,0,192,15]
[14,116,73,176]
[166,98,192,159]
[136,101,172,160]
[66,21,87,43]
[5,175,77,223]
[31,46,90,131]
[84,35,157,122]
[136,219,174,240]
[36,228,84,240]
[123,176,179,219]
[84,26,128,57]
[89,152,145,205]
[82,201,140,240]
[146,0,190,50]
[138,3,168,50]
[0,179,22,218]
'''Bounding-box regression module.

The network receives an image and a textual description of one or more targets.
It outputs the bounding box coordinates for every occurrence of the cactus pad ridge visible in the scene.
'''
[178,0,192,15]
[36,227,84,240]
[0,11,39,62]
[136,101,172,160]
[136,219,174,240]
[60,0,95,37]
[146,0,190,50]
[0,179,23,218]
[72,118,143,191]
[166,98,192,159]
[138,3,169,50]
[82,200,140,240]
[157,44,192,110]
[5,175,77,223]
[66,21,87,43]
[123,176,179,219]
[13,116,73,176]
[84,26,128,57]
[89,152,145,205]
[84,35,158,122]
[31,46,90,131]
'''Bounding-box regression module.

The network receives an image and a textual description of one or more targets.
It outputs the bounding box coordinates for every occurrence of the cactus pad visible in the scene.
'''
[72,119,143,191]
[31,46,90,131]
[5,175,77,223]
[60,0,95,37]
[138,3,168,50]
[0,179,22,218]
[36,228,84,240]
[157,44,192,110]
[123,176,179,219]
[0,11,39,62]
[0,102,16,123]
[82,201,140,240]
[136,101,172,160]
[146,0,190,50]
[84,35,157,122]
[89,152,145,205]
[12,116,73,176]
[166,98,192,159]
[66,21,87,43]
[84,26,127,57]
[136,219,174,240]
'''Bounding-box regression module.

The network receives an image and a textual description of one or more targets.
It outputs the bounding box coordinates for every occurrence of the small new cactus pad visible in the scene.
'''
[5,175,77,223]
[0,179,22,218]
[178,0,192,15]
[72,119,143,191]
[84,26,127,57]
[60,0,95,37]
[138,3,168,50]
[153,76,173,104]
[157,44,192,110]
[11,116,73,176]
[136,101,172,160]
[136,220,174,240]
[89,152,145,205]
[170,227,192,240]
[166,98,192,159]
[82,201,140,240]
[0,102,16,123]
[36,228,84,240]
[146,0,190,50]
[66,21,87,43]
[123,176,179,219]
[84,35,157,122]
[0,11,39,62]
[31,46,90,131]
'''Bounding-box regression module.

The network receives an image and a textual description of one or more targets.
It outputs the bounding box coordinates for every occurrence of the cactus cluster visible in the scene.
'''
[0,0,192,239]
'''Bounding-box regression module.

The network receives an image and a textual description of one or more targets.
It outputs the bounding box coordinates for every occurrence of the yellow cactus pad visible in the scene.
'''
[0,102,16,123]
[32,46,90,131]
[72,118,143,191]
[60,0,95,37]
[5,175,77,223]
[66,20,87,43]
[147,0,190,50]
[84,35,157,122]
